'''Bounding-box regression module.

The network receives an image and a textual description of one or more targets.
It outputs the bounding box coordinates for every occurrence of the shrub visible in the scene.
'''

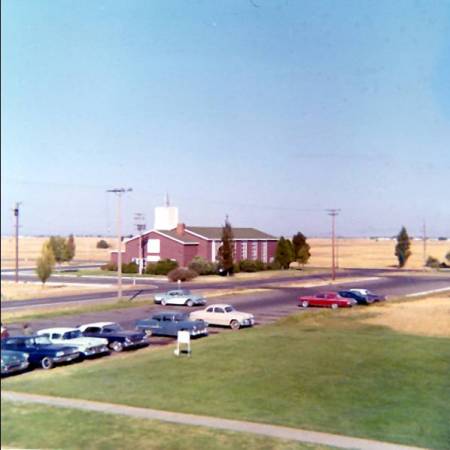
[145,259,178,275]
[188,256,217,275]
[437,237,447,241]
[101,262,117,271]
[266,260,282,270]
[167,267,198,282]
[122,262,138,274]
[425,256,440,269]
[96,239,110,249]
[239,259,265,272]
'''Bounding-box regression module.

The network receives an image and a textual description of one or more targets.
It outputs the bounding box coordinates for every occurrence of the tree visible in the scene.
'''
[275,236,294,269]
[292,232,311,266]
[65,234,76,262]
[395,226,412,268]
[36,241,55,284]
[48,236,68,265]
[217,217,234,275]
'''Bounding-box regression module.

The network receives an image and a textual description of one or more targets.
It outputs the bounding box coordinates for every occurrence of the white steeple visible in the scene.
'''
[154,194,179,230]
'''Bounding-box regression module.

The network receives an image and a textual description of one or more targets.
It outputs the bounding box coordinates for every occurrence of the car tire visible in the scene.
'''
[111,341,124,352]
[331,303,339,310]
[230,320,240,330]
[186,299,194,307]
[301,301,309,308]
[161,299,167,306]
[41,357,54,370]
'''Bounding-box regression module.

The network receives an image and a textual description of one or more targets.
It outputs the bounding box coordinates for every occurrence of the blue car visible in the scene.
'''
[136,312,208,338]
[1,335,80,370]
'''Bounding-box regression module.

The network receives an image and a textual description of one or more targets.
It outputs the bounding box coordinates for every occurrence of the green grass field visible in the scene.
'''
[2,305,449,449]
[1,401,325,450]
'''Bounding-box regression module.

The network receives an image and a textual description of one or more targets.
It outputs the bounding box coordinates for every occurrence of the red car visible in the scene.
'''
[298,292,356,309]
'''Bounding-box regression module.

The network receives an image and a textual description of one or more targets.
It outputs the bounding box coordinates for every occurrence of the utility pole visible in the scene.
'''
[107,188,132,299]
[422,220,427,270]
[326,209,340,281]
[13,202,22,283]
[134,213,146,275]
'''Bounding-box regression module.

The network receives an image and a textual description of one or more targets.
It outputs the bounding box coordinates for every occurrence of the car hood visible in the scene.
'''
[107,331,145,339]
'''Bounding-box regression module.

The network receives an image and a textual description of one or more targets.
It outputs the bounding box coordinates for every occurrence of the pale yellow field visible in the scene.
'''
[1,236,116,267]
[308,238,449,269]
[1,281,114,300]
[1,236,448,269]
[361,295,450,338]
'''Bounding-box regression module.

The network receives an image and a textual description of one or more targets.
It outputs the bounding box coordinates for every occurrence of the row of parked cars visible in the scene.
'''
[1,291,256,376]
[1,287,384,376]
[298,288,386,309]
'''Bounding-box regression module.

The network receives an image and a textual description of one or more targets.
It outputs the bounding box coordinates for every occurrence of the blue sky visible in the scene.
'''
[2,0,449,238]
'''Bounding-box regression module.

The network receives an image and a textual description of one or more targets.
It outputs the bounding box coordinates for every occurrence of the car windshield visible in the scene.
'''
[29,336,51,346]
[224,306,235,313]
[103,324,122,332]
[178,290,191,295]
[63,330,82,339]
[175,314,188,321]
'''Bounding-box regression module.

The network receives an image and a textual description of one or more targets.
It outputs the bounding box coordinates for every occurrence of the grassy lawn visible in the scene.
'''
[1,401,323,450]
[2,300,449,449]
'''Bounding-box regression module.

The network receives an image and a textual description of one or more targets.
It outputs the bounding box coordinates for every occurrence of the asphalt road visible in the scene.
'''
[3,271,449,342]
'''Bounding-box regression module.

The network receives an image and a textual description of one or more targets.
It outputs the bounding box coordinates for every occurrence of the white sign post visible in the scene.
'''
[174,330,191,356]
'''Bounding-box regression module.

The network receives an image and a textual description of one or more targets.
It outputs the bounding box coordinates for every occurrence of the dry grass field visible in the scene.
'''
[308,238,449,269]
[1,281,114,301]
[1,236,448,269]
[1,236,116,267]
[361,295,450,338]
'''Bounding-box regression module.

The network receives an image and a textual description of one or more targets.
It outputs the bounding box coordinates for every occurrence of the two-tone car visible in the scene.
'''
[136,312,208,338]
[1,350,30,376]
[36,328,110,358]
[77,322,150,352]
[298,292,356,309]
[339,290,373,305]
[154,289,206,307]
[1,335,80,370]
[349,288,386,303]
[190,304,255,330]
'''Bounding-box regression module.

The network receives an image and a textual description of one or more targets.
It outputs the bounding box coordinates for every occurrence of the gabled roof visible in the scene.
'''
[186,227,277,240]
[122,226,276,246]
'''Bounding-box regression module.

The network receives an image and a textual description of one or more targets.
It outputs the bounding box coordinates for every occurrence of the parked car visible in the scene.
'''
[1,335,80,370]
[338,290,373,305]
[36,328,110,357]
[298,292,356,309]
[136,312,208,337]
[1,350,30,376]
[190,304,255,330]
[154,289,206,307]
[77,322,149,352]
[349,288,386,302]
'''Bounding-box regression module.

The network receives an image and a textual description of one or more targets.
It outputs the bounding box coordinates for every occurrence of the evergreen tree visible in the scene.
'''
[217,217,234,275]
[292,232,311,266]
[275,237,294,269]
[65,234,76,262]
[395,226,412,268]
[36,241,55,284]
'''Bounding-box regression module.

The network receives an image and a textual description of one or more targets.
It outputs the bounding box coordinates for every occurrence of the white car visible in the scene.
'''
[190,304,255,330]
[37,328,110,357]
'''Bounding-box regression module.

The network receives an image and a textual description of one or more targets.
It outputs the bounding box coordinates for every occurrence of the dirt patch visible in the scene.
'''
[361,296,450,338]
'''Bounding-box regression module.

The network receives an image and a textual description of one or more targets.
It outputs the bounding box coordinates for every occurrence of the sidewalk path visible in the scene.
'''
[2,391,424,450]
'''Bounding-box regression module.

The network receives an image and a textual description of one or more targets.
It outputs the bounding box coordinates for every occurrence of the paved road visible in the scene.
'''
[3,271,449,343]
[2,391,424,450]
